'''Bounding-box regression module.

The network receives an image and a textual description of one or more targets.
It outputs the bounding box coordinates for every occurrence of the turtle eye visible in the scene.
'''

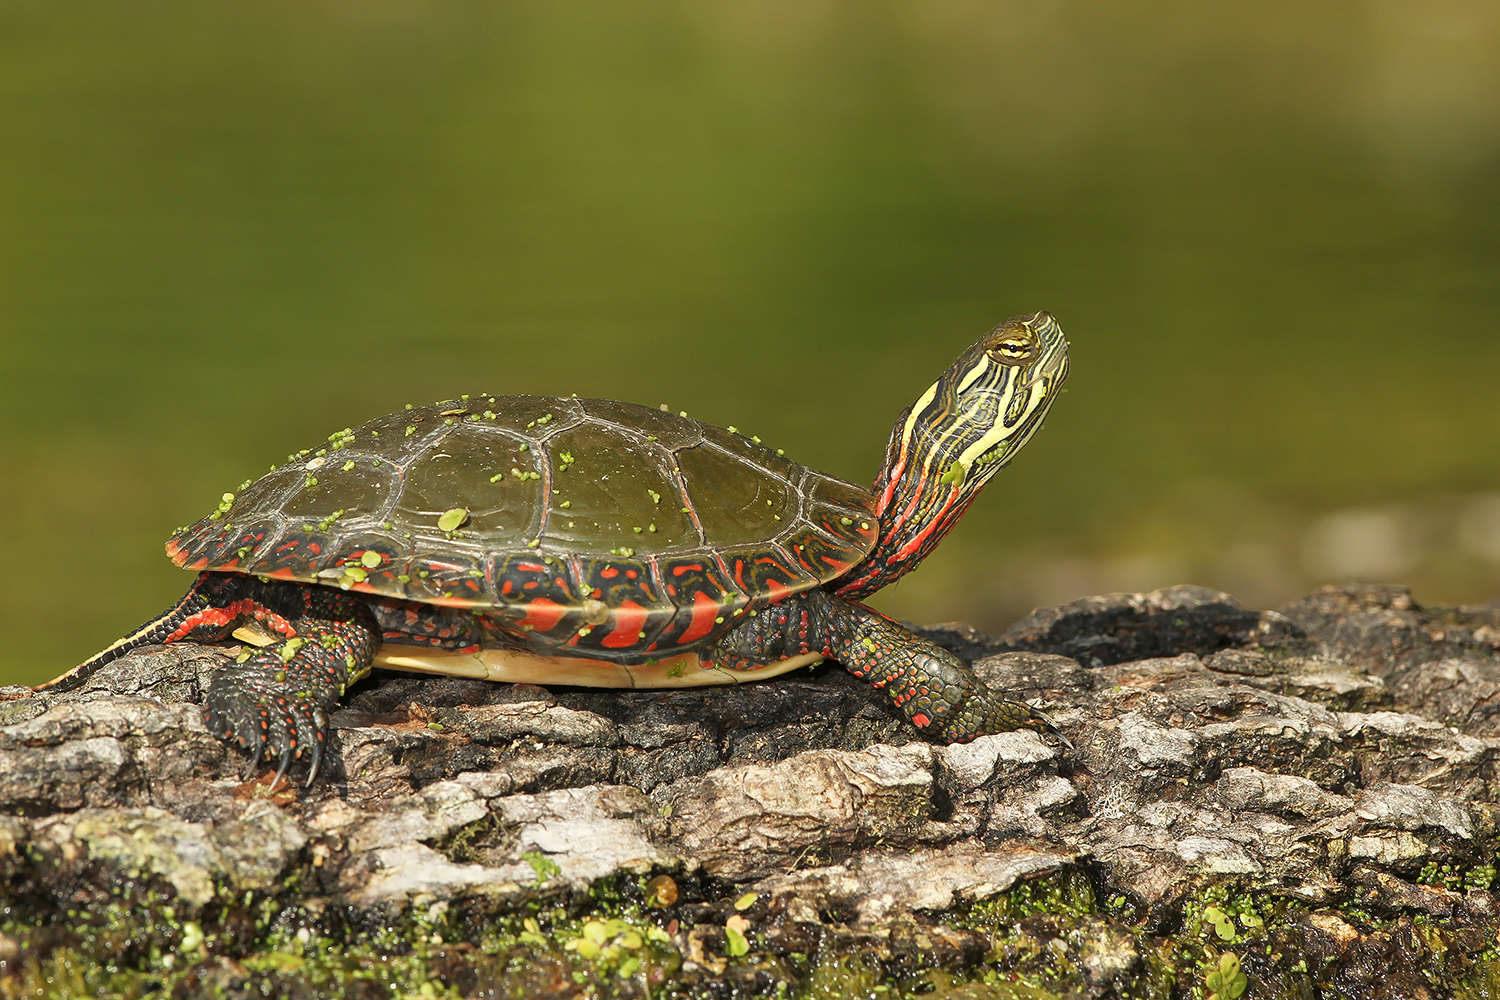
[985,325,1040,367]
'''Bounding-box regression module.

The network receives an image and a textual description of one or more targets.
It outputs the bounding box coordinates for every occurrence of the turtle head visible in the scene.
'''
[836,312,1069,600]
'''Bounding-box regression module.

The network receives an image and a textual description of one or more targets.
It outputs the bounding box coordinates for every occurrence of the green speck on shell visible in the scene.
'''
[405,426,416,437]
[396,574,410,583]
[489,472,504,483]
[560,452,574,463]
[632,526,642,534]
[727,425,738,434]
[359,550,382,568]
[560,500,571,508]
[752,435,761,444]
[648,523,657,532]
[341,460,355,472]
[519,443,528,451]
[437,508,470,532]
[647,490,661,504]
[939,459,967,485]
[341,567,368,586]
[611,546,635,558]
[841,516,853,525]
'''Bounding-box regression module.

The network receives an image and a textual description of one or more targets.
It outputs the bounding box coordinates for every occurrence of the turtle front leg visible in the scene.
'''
[707,588,1058,744]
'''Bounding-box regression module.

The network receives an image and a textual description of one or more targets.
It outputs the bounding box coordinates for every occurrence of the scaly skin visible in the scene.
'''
[708,588,1049,742]
[201,585,379,785]
[41,573,379,786]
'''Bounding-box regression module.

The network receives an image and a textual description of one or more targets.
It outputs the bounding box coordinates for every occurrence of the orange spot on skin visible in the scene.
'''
[911,713,931,727]
[519,598,568,632]
[678,591,721,644]
[602,600,650,648]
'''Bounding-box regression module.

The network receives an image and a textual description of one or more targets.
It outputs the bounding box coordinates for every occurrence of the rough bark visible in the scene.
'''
[5,583,1500,997]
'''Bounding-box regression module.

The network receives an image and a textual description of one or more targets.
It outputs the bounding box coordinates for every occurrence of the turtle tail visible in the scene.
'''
[34,573,239,693]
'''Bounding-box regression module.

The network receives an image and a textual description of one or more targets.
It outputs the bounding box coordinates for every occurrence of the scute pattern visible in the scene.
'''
[169,395,878,660]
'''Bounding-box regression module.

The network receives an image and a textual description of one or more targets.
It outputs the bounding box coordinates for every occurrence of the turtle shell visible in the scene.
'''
[168,395,878,660]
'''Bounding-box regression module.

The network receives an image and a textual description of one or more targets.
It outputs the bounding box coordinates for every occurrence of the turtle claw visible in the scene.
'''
[1026,705,1073,750]
[304,736,324,790]
[271,747,295,792]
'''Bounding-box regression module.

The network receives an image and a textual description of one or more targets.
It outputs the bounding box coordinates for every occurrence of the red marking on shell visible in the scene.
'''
[764,579,791,602]
[732,559,747,590]
[501,580,513,595]
[601,567,619,579]
[678,591,721,644]
[523,580,538,589]
[625,569,638,579]
[188,558,210,570]
[519,598,568,632]
[309,543,322,555]
[602,600,649,648]
[517,562,545,573]
[672,563,703,576]
[266,568,298,580]
[666,584,677,597]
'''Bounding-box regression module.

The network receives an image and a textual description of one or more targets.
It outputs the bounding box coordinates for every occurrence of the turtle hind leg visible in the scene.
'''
[203,586,380,786]
[708,588,1064,745]
[35,572,296,694]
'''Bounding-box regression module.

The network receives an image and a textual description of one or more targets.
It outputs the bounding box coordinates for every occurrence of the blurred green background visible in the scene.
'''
[4,0,1500,686]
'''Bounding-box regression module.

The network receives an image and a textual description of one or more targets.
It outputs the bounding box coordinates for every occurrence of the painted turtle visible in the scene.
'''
[42,313,1070,783]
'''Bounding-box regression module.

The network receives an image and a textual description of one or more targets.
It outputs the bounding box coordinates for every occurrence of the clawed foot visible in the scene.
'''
[204,661,332,787]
